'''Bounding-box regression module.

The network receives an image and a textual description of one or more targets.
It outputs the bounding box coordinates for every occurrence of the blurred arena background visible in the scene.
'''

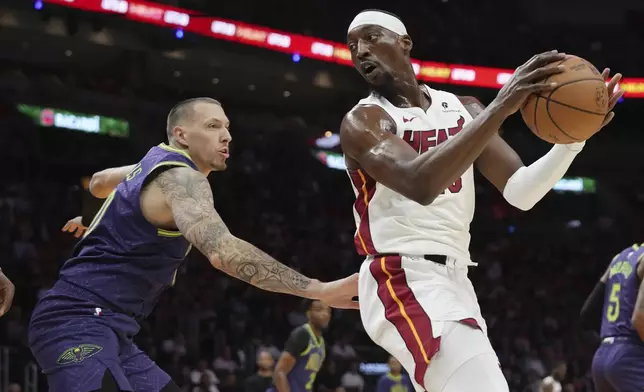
[0,0,643,391]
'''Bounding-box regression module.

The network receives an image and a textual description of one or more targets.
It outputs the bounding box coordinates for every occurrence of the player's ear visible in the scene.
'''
[173,126,188,148]
[400,35,412,55]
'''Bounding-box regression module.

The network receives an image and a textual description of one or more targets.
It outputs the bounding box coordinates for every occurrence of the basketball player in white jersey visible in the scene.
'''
[340,10,624,392]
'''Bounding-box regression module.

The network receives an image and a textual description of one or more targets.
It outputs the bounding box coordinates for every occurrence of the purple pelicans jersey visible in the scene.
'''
[600,243,644,340]
[376,372,413,392]
[59,143,196,318]
[591,243,644,392]
[269,324,326,392]
[28,143,197,392]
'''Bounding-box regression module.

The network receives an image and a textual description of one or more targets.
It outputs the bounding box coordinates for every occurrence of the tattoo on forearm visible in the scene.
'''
[155,168,311,295]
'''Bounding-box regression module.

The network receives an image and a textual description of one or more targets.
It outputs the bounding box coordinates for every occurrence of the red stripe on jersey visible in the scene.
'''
[348,169,377,255]
[369,255,441,389]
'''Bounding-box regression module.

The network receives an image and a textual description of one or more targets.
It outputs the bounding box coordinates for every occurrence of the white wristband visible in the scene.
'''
[503,141,585,211]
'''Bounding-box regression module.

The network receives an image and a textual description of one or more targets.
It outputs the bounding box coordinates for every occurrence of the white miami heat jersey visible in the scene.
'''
[346,85,476,260]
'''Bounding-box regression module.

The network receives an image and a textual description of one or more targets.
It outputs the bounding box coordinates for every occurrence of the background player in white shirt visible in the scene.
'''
[340,10,624,392]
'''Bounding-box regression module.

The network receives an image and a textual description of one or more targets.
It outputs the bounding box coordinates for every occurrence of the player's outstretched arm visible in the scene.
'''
[341,50,567,206]
[156,167,358,309]
[89,164,137,198]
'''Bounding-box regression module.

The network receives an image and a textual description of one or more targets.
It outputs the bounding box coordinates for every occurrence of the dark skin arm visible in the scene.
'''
[341,102,508,205]
[632,254,644,340]
[273,352,297,392]
[460,96,524,193]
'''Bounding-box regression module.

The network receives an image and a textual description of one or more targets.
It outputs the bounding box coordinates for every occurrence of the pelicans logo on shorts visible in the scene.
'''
[56,344,103,365]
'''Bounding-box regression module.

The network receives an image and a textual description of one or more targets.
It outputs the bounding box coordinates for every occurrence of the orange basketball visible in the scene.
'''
[520,55,609,144]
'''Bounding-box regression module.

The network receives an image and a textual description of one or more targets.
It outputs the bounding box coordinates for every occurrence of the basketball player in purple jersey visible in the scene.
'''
[28,98,358,392]
[270,300,330,392]
[581,243,644,391]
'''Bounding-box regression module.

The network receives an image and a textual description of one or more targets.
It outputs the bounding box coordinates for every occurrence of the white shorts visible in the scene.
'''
[359,254,508,392]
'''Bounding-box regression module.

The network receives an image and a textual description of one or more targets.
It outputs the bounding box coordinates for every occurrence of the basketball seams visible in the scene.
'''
[523,56,577,139]
[542,75,606,142]
[536,94,606,116]
[545,77,608,115]
[544,99,585,142]
[532,96,541,137]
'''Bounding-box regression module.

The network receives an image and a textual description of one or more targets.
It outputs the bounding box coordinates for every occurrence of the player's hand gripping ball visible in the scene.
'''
[521,56,624,144]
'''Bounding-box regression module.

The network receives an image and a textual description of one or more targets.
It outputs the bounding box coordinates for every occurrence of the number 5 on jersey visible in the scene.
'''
[606,283,621,322]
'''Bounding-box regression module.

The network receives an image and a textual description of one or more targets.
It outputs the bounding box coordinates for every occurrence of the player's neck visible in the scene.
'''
[308,323,322,337]
[376,72,429,110]
[167,141,212,176]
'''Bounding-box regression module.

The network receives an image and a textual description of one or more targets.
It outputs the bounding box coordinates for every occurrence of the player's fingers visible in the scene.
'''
[520,65,565,83]
[520,82,558,93]
[606,73,622,94]
[601,68,610,80]
[524,51,567,72]
[607,89,625,110]
[601,112,615,128]
[62,223,71,231]
[74,228,83,238]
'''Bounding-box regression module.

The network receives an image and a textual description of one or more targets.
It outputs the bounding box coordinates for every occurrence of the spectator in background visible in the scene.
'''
[190,359,220,392]
[7,383,21,392]
[214,346,239,374]
[376,356,413,392]
[331,335,357,361]
[257,334,281,360]
[540,360,567,392]
[340,362,364,392]
[244,350,274,392]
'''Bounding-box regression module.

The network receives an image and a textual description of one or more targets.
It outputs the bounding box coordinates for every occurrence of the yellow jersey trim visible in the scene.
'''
[158,143,194,162]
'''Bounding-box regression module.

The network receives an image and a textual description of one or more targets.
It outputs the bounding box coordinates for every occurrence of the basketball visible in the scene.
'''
[520,55,609,144]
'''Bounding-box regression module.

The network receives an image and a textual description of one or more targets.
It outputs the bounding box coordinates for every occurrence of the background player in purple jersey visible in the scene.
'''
[375,356,414,392]
[28,97,358,392]
[580,243,644,391]
[270,300,330,392]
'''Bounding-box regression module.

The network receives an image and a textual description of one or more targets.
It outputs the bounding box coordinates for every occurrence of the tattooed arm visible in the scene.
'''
[154,167,358,307]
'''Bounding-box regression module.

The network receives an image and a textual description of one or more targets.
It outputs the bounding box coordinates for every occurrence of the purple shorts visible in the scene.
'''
[28,283,171,392]
[592,337,644,392]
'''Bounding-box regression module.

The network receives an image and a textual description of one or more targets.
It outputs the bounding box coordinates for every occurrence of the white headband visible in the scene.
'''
[348,10,407,36]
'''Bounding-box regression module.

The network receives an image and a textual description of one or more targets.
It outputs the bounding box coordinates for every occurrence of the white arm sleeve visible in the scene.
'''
[502,142,585,211]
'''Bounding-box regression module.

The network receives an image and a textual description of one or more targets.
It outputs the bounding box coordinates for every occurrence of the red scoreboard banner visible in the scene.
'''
[42,0,640,98]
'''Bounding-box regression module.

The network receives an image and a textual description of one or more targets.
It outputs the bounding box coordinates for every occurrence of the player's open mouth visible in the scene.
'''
[361,61,378,75]
[219,149,229,158]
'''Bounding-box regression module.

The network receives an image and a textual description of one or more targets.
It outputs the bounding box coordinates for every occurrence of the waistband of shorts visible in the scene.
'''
[601,336,644,346]
[367,254,477,267]
[54,279,143,321]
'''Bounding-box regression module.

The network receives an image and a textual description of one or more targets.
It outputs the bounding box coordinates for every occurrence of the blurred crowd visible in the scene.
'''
[0,95,641,392]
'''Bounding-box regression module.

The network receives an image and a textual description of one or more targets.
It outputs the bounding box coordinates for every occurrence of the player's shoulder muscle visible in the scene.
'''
[457,95,486,118]
[340,104,396,159]
[153,166,211,205]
